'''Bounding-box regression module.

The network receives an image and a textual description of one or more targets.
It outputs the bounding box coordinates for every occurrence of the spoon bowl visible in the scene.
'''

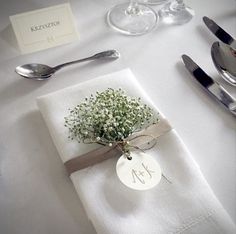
[211,42,236,86]
[15,50,120,80]
[16,63,54,80]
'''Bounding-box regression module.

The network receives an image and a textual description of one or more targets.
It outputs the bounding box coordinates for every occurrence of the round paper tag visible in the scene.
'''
[116,152,162,190]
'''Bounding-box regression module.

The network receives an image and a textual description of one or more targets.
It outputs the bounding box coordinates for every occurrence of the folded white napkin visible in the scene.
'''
[37,69,235,234]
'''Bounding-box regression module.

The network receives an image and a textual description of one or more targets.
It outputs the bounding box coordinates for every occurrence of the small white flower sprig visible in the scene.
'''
[64,88,159,159]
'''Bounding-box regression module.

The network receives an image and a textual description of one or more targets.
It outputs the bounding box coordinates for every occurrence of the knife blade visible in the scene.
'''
[182,54,236,116]
[203,16,236,51]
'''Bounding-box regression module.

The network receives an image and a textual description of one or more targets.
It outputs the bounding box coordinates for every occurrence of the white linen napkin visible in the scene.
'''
[37,69,236,234]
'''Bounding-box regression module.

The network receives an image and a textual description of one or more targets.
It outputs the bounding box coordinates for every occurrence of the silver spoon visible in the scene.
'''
[211,42,236,86]
[15,50,120,80]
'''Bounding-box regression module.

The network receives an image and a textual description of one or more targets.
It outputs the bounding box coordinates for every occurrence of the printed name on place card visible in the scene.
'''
[10,3,79,54]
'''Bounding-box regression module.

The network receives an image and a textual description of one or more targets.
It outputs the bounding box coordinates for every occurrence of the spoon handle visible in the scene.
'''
[53,50,119,71]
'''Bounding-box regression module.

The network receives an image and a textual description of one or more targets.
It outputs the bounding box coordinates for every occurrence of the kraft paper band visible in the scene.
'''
[64,117,172,175]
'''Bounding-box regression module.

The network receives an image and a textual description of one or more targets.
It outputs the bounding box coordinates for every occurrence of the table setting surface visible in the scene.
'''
[0,0,235,234]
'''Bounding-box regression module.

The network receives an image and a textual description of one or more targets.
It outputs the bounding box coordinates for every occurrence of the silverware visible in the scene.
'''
[203,16,236,50]
[15,50,120,80]
[211,41,236,86]
[182,54,236,116]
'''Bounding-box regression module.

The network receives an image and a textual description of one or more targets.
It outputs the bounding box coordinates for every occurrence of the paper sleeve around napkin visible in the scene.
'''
[37,69,236,234]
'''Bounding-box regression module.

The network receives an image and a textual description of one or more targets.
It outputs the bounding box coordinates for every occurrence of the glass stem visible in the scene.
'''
[126,0,141,15]
[171,0,186,11]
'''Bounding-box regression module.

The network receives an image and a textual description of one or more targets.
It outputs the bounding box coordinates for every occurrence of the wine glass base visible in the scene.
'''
[159,2,194,24]
[107,3,158,36]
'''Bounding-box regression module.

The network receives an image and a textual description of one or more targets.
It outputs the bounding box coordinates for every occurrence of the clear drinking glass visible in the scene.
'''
[159,0,194,24]
[107,0,158,35]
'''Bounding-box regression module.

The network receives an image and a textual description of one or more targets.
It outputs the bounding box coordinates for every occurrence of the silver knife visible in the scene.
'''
[182,54,236,116]
[203,16,236,50]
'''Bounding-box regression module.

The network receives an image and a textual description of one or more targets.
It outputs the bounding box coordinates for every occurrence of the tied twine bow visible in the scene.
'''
[64,117,172,176]
[115,134,158,160]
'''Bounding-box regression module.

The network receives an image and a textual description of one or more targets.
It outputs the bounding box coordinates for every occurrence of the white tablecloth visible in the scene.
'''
[0,0,235,233]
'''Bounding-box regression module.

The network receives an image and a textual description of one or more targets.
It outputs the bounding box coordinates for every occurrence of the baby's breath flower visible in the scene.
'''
[64,88,159,145]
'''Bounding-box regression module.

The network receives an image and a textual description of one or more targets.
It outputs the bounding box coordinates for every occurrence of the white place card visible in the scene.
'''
[10,3,79,54]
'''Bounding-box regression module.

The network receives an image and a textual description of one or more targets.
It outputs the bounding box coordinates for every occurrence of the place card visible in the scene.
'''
[10,3,79,54]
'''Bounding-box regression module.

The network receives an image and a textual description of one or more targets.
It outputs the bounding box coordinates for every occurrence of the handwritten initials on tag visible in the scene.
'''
[116,152,162,190]
[132,163,155,184]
